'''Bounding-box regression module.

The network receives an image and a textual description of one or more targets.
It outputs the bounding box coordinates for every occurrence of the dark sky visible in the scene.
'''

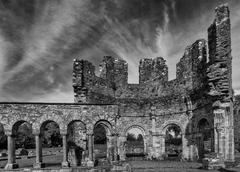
[0,0,239,102]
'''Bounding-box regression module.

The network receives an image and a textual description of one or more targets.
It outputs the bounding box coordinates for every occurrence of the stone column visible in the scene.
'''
[87,134,94,167]
[182,133,189,160]
[61,133,70,168]
[113,133,118,161]
[159,134,165,159]
[107,135,114,162]
[5,134,19,169]
[150,111,160,159]
[214,109,225,157]
[118,136,127,161]
[34,134,44,168]
[186,110,194,161]
[225,105,235,162]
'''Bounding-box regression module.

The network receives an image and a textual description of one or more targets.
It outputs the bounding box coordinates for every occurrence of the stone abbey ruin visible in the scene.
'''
[0,3,236,170]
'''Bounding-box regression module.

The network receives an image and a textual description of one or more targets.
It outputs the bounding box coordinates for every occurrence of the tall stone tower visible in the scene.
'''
[207,4,234,162]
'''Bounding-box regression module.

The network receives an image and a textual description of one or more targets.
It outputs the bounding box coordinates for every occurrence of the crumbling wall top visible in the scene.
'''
[215,3,230,24]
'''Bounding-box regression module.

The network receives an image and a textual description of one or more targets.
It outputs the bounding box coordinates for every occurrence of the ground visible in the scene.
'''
[1,148,240,172]
[129,161,240,172]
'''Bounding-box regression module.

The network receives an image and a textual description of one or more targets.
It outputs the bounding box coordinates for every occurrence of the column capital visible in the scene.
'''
[111,133,119,137]
[60,130,68,135]
[86,132,93,136]
[86,130,93,135]
[149,113,156,120]
[32,130,41,135]
[5,130,12,136]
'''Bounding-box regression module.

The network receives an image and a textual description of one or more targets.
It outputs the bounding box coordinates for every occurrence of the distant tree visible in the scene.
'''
[137,134,143,142]
[0,125,6,149]
[15,122,35,149]
[127,133,136,141]
[0,131,7,149]
[42,122,62,147]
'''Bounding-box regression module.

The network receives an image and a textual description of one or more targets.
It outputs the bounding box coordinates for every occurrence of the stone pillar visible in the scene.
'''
[150,111,159,159]
[113,133,118,161]
[61,133,70,168]
[34,134,44,168]
[225,105,235,162]
[182,133,189,160]
[87,134,94,167]
[159,134,165,158]
[107,135,114,162]
[152,133,162,159]
[5,134,19,169]
[186,109,194,161]
[151,114,156,133]
[118,136,127,161]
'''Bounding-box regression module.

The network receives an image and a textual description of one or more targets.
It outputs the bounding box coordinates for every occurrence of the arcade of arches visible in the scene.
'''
[0,101,234,169]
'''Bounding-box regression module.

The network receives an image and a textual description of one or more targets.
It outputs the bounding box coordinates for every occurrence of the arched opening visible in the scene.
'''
[125,126,145,161]
[0,123,7,168]
[40,120,62,168]
[93,120,112,165]
[0,123,6,150]
[67,120,86,166]
[197,118,213,159]
[12,121,35,168]
[164,124,182,160]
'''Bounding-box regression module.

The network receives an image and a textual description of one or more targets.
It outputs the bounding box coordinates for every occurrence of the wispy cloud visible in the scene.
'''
[0,0,239,102]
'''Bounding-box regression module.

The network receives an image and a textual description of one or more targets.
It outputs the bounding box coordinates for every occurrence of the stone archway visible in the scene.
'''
[12,121,34,150]
[67,120,87,166]
[40,120,62,168]
[93,120,113,165]
[196,118,214,160]
[159,120,188,160]
[163,124,182,160]
[124,125,146,161]
[5,120,34,169]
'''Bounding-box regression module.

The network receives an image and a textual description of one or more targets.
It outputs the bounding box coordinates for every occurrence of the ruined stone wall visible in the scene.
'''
[113,58,128,87]
[99,56,128,88]
[73,38,209,102]
[139,57,168,84]
[207,4,232,100]
[71,3,234,162]
[206,4,234,162]
[73,59,115,103]
[177,39,207,90]
[0,103,118,134]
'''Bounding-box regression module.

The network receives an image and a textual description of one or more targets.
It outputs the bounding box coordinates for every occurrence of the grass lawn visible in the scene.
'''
[0,148,63,169]
[130,160,240,172]
[0,149,240,172]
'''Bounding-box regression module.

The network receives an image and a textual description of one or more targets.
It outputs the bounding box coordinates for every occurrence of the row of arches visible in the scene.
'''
[0,117,214,169]
[0,119,115,169]
[123,118,214,161]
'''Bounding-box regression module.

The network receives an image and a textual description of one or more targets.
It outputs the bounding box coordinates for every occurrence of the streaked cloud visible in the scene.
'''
[0,0,239,102]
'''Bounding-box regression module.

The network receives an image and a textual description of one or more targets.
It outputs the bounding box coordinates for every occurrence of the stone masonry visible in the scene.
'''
[0,4,235,170]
